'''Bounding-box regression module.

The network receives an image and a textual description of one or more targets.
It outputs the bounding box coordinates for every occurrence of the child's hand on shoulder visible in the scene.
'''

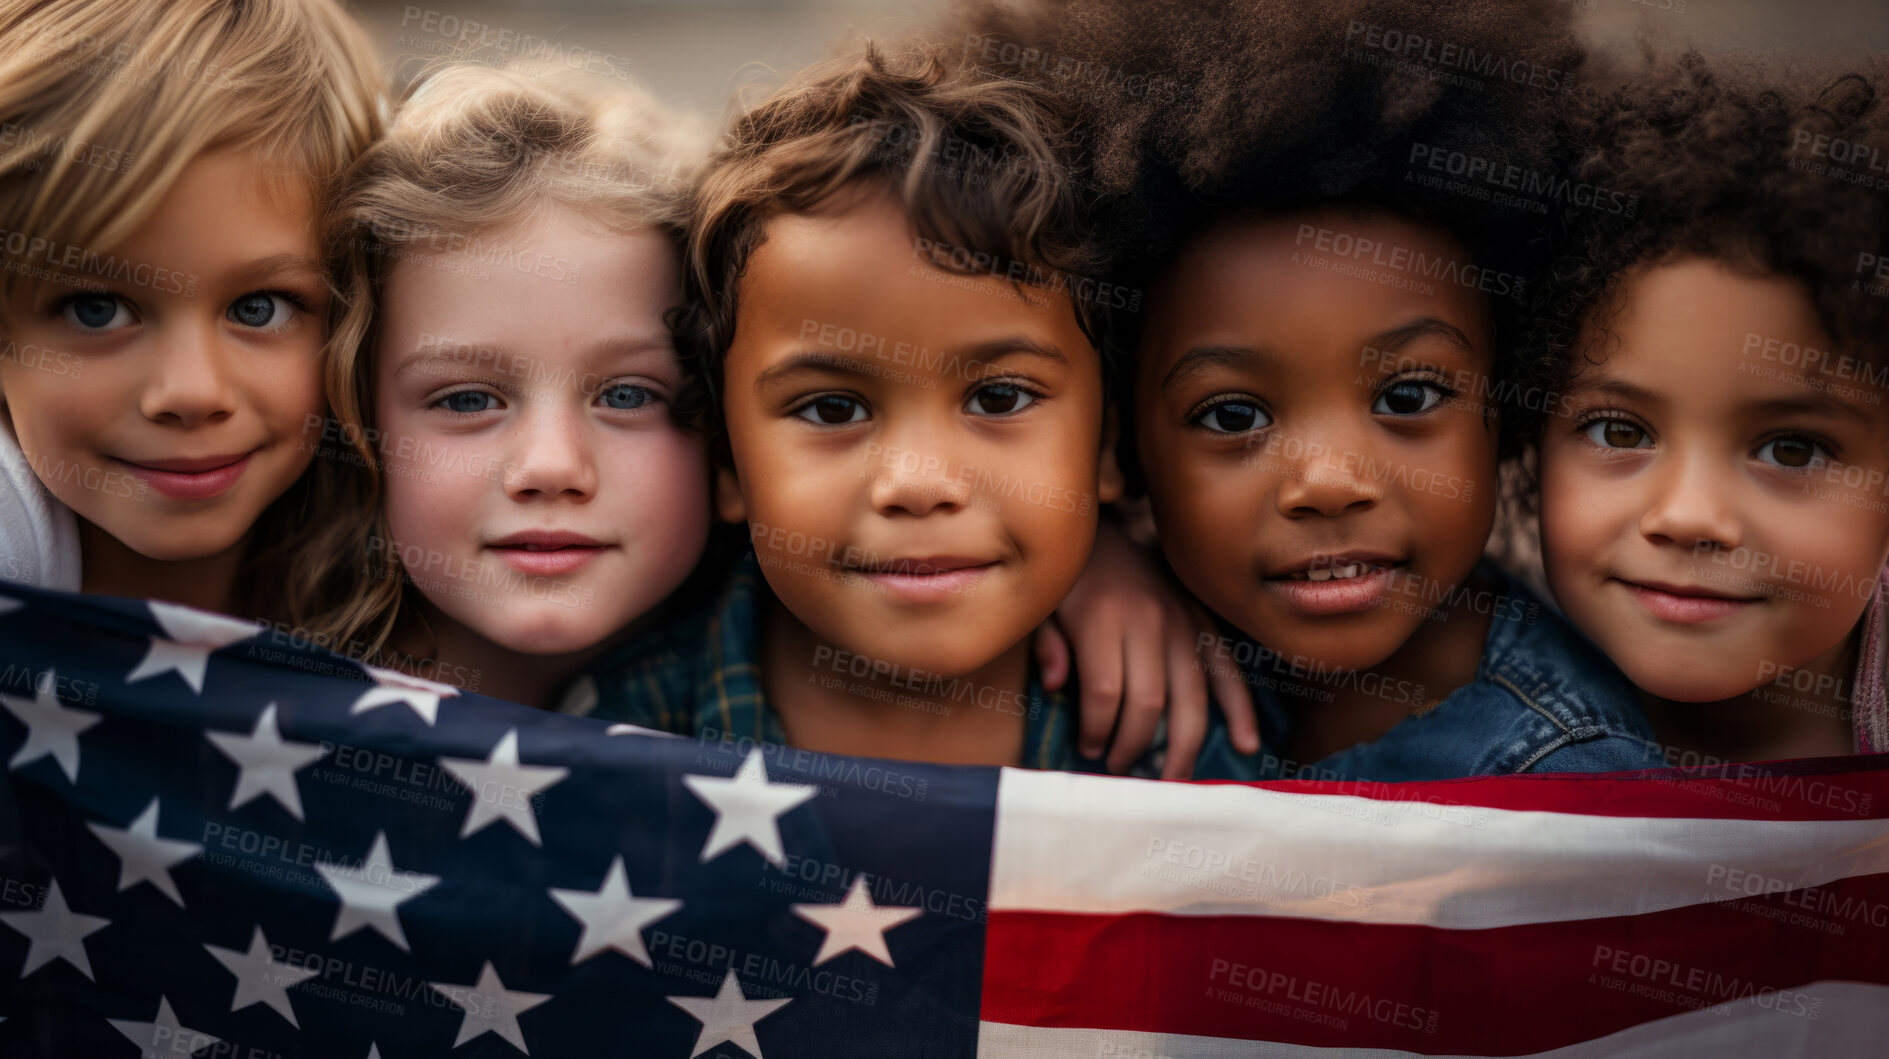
[1034,520,1260,778]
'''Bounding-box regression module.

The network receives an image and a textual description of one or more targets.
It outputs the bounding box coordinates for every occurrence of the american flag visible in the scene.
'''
[0,581,1885,1058]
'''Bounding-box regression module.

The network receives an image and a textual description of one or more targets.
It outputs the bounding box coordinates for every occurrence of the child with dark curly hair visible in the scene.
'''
[576,36,1264,774]
[957,0,1669,779]
[1520,50,1889,761]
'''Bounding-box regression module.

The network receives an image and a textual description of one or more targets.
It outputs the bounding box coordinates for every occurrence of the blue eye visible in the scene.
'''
[1581,418,1651,449]
[966,382,1038,416]
[437,390,500,414]
[1755,436,1828,472]
[1192,398,1270,434]
[227,292,295,330]
[794,395,867,425]
[599,383,651,410]
[1373,380,1446,416]
[62,293,132,331]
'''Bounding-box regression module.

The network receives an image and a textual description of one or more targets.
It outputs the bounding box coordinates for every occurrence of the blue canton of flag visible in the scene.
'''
[0,582,994,1058]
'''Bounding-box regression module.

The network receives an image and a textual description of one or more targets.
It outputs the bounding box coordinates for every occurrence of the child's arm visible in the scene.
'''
[1035,520,1260,778]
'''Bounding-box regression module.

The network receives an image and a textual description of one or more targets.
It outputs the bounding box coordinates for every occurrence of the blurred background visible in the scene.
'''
[347,0,1889,126]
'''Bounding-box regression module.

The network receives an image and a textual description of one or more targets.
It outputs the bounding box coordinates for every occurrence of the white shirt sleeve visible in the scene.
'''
[0,413,81,590]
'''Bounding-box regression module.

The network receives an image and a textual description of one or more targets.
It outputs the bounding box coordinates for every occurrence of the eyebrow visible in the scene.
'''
[1159,317,1478,396]
[229,253,325,287]
[1567,376,1878,428]
[1370,316,1478,360]
[1561,377,1666,409]
[393,335,674,379]
[752,335,1068,390]
[1748,393,1877,427]
[1160,345,1270,396]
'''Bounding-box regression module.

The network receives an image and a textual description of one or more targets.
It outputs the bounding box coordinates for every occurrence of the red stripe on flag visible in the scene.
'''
[981,872,1889,1055]
[1194,756,1889,821]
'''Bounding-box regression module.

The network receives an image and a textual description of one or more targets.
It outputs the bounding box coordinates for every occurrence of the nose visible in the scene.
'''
[1638,446,1743,551]
[503,396,598,501]
[1269,427,1381,518]
[139,318,237,428]
[866,418,971,518]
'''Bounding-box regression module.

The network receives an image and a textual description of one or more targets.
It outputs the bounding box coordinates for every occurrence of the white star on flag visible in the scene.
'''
[681,749,817,868]
[429,960,550,1053]
[606,723,677,737]
[0,877,109,981]
[125,601,260,693]
[85,797,202,907]
[205,703,326,820]
[2,668,100,784]
[548,855,681,966]
[350,663,458,726]
[668,969,791,1059]
[315,830,440,952]
[0,592,18,616]
[204,925,319,1027]
[791,874,922,966]
[107,996,219,1056]
[439,729,568,846]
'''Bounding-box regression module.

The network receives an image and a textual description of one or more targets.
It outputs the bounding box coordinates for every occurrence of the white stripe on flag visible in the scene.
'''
[976,980,1889,1058]
[989,769,1889,928]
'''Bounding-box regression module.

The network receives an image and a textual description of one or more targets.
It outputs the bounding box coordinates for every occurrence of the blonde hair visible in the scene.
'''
[303,61,703,660]
[0,0,384,628]
[0,0,384,306]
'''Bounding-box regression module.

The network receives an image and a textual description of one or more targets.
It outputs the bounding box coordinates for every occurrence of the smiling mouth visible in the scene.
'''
[1615,577,1764,624]
[1281,561,1395,582]
[851,557,998,577]
[503,543,599,552]
[1271,555,1405,582]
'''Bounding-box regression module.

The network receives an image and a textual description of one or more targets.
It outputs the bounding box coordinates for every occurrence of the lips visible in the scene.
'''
[1264,553,1405,616]
[847,555,998,603]
[115,449,257,500]
[486,530,611,576]
[1616,577,1763,624]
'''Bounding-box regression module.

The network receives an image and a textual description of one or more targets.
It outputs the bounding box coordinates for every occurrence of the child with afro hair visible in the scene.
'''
[1520,48,1889,762]
[954,0,1669,779]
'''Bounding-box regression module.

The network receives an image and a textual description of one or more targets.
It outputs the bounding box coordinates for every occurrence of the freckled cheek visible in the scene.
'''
[250,342,327,422]
[599,431,712,559]
[383,480,467,560]
[380,425,484,554]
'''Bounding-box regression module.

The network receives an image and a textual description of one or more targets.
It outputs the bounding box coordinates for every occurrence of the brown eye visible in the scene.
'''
[1759,436,1824,470]
[793,395,865,425]
[1192,398,1270,434]
[1586,419,1649,449]
[1773,439,1811,467]
[967,383,1036,416]
[1374,380,1443,416]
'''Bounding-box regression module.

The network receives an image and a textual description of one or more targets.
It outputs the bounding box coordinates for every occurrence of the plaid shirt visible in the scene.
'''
[559,552,1128,774]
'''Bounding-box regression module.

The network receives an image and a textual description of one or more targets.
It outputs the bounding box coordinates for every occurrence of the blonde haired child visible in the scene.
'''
[0,0,383,624]
[306,61,716,707]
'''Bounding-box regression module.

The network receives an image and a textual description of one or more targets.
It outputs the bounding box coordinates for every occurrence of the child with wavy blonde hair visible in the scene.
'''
[303,62,715,706]
[0,0,382,623]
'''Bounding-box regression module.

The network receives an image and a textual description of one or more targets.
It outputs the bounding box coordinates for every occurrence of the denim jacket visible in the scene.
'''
[1189,561,1666,782]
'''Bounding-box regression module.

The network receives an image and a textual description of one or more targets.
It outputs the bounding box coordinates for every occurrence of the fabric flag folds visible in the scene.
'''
[0,580,1883,1058]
